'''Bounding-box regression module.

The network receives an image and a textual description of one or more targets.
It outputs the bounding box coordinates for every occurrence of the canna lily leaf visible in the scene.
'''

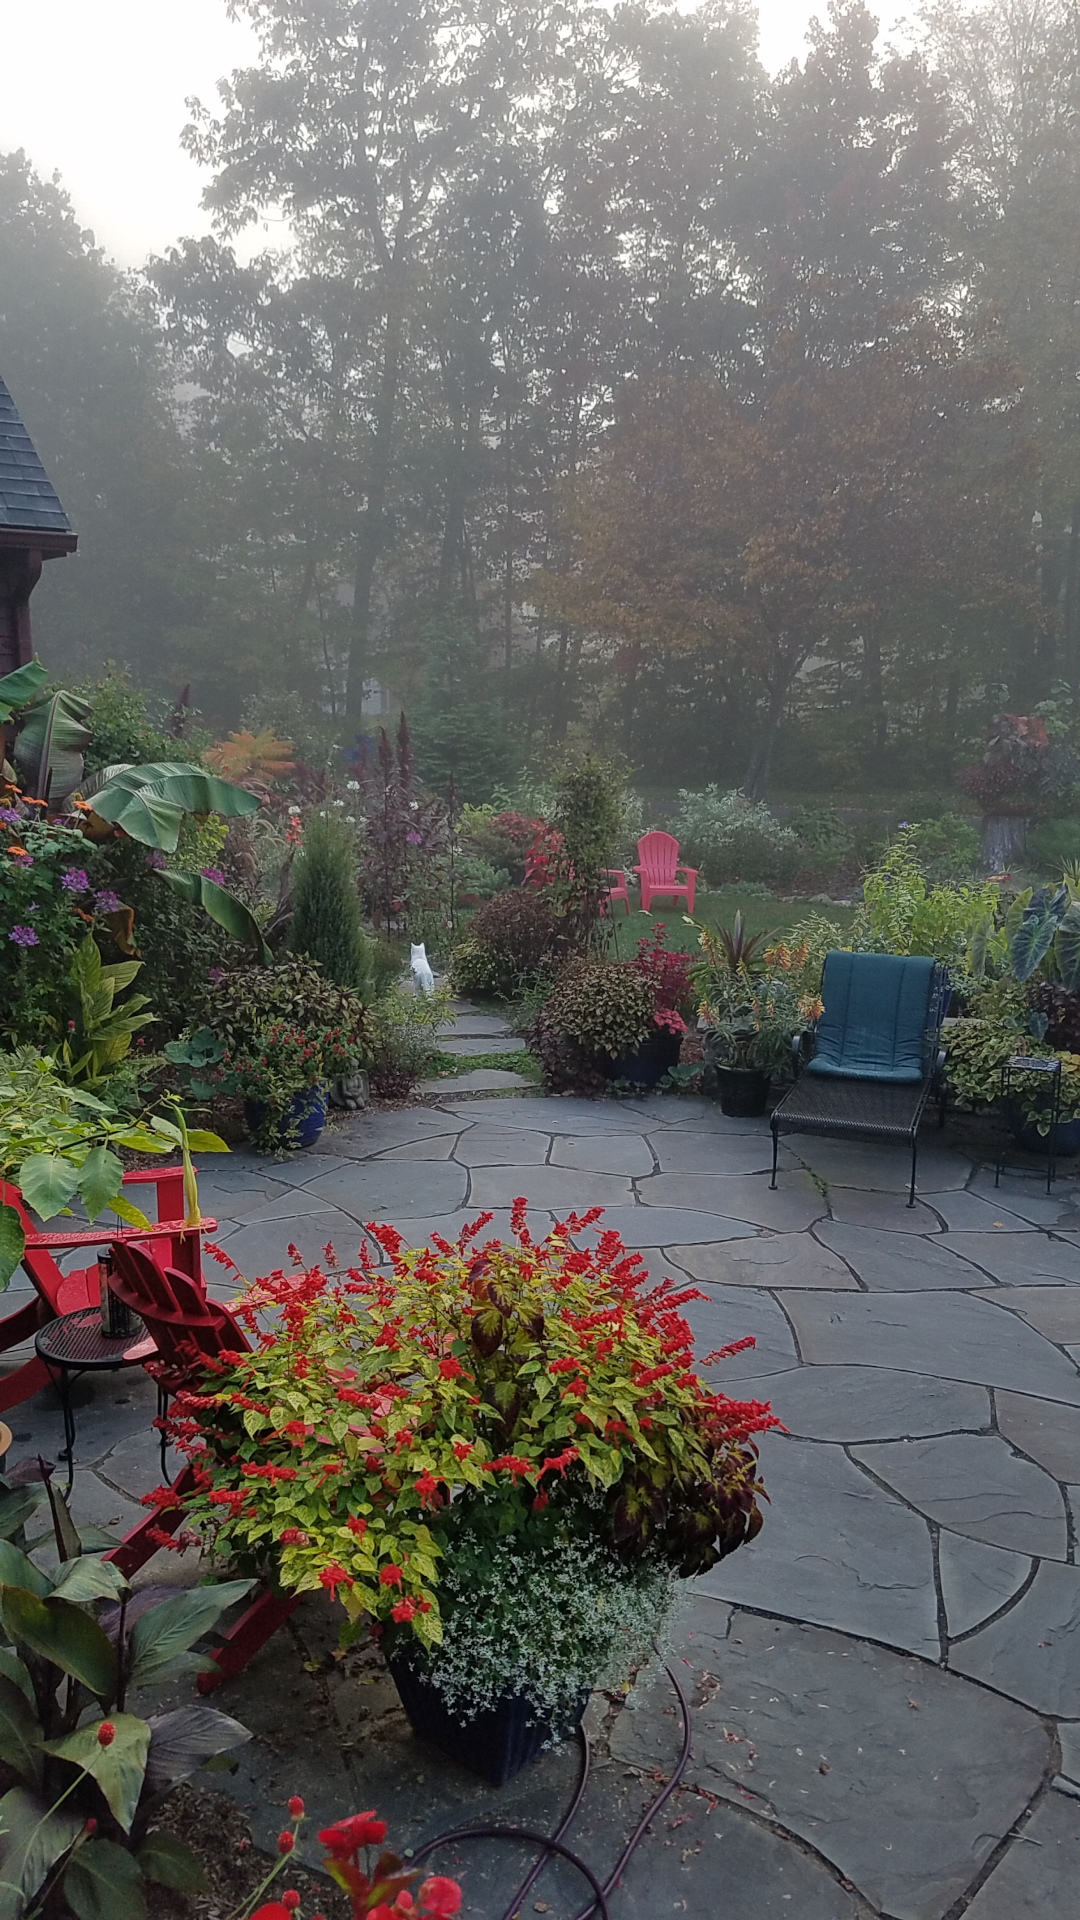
[143,1705,251,1794]
[136,1829,207,1893]
[50,1558,129,1607]
[0,1674,43,1787]
[0,1588,118,1699]
[126,1580,254,1691]
[0,1542,50,1599]
[45,1715,151,1833]
[63,1835,148,1919]
[0,1785,83,1918]
[0,1489,46,1544]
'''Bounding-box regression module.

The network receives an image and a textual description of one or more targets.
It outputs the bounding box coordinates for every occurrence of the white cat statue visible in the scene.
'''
[410,942,435,994]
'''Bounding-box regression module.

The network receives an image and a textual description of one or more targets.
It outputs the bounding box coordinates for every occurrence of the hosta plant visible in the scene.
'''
[157,1207,777,1665]
[0,1465,252,1919]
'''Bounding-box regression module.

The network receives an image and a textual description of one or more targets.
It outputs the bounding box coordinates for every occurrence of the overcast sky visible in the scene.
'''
[1,0,905,269]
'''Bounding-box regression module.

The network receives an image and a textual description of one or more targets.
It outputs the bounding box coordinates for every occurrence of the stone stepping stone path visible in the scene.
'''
[421,996,535,1093]
[7,1086,1080,1916]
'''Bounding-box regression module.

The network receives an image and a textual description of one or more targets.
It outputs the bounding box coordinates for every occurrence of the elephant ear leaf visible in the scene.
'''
[80,762,258,852]
[156,869,272,962]
[1055,901,1080,994]
[1010,885,1069,981]
[13,688,93,803]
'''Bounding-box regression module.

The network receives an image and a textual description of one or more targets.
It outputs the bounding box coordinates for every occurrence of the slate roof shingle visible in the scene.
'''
[0,377,72,534]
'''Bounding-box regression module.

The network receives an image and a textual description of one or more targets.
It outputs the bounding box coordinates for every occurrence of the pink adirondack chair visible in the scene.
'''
[633,832,698,914]
[602,869,631,914]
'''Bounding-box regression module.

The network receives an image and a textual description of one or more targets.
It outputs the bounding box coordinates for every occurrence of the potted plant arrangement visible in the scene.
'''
[160,1205,777,1787]
[687,914,812,1116]
[526,930,692,1092]
[174,956,370,1152]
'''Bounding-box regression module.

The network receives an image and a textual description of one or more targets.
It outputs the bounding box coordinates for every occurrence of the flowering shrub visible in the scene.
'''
[628,922,693,1017]
[249,1797,460,1919]
[671,788,798,885]
[0,791,116,1046]
[449,887,568,997]
[159,1208,777,1654]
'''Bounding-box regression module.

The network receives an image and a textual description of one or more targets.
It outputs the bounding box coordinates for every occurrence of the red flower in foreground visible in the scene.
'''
[288,1794,305,1817]
[318,1810,388,1856]
[378,1563,403,1588]
[96,1722,115,1747]
[419,1874,463,1916]
[278,1829,295,1855]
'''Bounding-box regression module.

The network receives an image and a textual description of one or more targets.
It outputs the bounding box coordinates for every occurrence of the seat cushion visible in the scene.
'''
[805,952,935,1085]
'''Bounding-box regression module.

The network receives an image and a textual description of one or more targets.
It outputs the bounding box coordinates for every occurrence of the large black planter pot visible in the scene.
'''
[388,1658,588,1787]
[1009,1107,1080,1156]
[714,1065,772,1118]
[600,1028,682,1089]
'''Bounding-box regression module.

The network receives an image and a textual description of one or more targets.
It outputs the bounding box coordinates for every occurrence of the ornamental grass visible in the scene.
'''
[154,1205,779,1650]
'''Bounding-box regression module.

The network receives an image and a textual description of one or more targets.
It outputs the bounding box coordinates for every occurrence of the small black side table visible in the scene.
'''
[34,1308,158,1492]
[995,1054,1063,1195]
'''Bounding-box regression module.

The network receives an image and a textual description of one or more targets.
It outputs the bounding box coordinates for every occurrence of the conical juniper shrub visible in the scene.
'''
[159,1207,778,1727]
[289,807,375,998]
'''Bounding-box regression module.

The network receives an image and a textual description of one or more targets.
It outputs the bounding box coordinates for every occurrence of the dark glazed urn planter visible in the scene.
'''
[388,1658,588,1787]
[714,1065,772,1118]
[244,1083,328,1151]
[600,1028,682,1089]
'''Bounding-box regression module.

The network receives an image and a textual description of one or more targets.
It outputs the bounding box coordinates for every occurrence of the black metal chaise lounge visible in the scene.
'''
[769,951,948,1206]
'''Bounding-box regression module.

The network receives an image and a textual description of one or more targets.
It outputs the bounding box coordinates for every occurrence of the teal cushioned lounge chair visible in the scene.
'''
[769,951,948,1205]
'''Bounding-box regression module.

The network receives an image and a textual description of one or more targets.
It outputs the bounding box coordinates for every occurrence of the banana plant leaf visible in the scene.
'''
[12,689,93,803]
[157,869,272,962]
[1009,885,1069,982]
[80,762,259,852]
[0,660,49,722]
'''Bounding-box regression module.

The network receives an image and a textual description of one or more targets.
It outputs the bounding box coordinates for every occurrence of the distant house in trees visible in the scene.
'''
[0,377,77,680]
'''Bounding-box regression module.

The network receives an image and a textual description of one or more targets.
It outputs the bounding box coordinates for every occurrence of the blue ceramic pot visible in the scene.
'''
[1010,1108,1080,1156]
[600,1028,682,1088]
[389,1656,588,1786]
[244,1083,328,1151]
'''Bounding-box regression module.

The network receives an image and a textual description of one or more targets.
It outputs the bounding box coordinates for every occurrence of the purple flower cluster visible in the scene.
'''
[8,925,39,947]
[94,889,121,914]
[0,808,20,826]
[200,866,226,886]
[144,850,167,870]
[61,868,89,893]
[8,851,33,867]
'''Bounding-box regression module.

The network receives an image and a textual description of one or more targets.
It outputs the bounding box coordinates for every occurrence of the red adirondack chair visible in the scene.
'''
[0,1168,216,1414]
[103,1241,297,1692]
[601,869,631,914]
[633,831,698,914]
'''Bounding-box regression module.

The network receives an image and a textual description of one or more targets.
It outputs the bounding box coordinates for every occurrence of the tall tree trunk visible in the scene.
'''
[861,624,887,754]
[346,278,405,721]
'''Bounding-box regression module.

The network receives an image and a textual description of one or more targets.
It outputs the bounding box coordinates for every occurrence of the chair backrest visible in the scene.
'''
[636,831,680,880]
[807,952,938,1085]
[109,1241,249,1372]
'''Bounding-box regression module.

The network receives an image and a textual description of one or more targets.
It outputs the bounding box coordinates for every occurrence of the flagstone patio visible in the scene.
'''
[6,1065,1080,1918]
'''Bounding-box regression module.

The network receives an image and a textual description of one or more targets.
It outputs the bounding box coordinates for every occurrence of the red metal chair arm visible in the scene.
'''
[19,1219,217,1252]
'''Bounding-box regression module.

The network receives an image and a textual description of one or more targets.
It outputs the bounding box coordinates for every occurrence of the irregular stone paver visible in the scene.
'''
[734,1366,990,1441]
[438,1096,649,1132]
[437,1013,510,1037]
[437,1034,523,1056]
[972,1286,1080,1341]
[611,1604,1048,1920]
[937,1533,1032,1638]
[376,1135,459,1159]
[947,1234,1080,1286]
[854,1434,1068,1559]
[949,1561,1080,1713]
[700,1435,940,1654]
[468,1165,635,1209]
[303,1160,469,1218]
[226,1186,344,1224]
[922,1190,1037,1232]
[781,1290,1080,1402]
[793,1137,971,1192]
[996,1390,1080,1481]
[649,1131,795,1174]
[684,1285,802,1379]
[826,1189,944,1232]
[637,1170,827,1232]
[968,1170,1080,1227]
[451,1127,549,1166]
[573,1204,760,1245]
[214,1209,372,1278]
[962,1787,1080,1919]
[418,1066,532,1092]
[1059,1722,1080,1783]
[814,1221,980,1289]
[329,1110,467,1154]
[549,1134,656,1175]
[670,1233,858,1289]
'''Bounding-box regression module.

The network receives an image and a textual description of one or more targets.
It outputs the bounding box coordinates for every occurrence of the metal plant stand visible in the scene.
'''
[995,1055,1063,1195]
[34,1307,158,1491]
